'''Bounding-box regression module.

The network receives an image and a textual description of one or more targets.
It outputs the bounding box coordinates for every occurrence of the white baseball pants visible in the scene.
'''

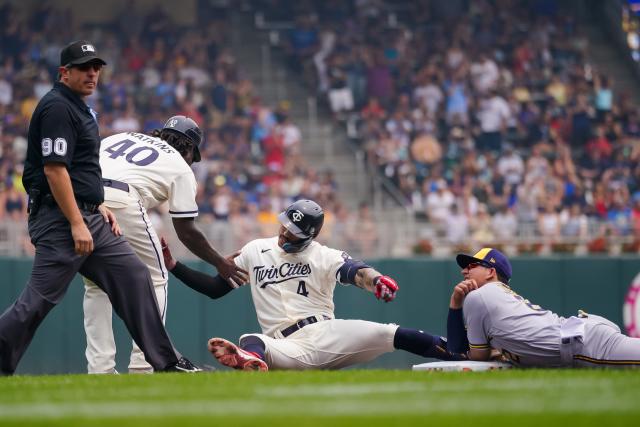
[83,186,168,373]
[240,319,398,370]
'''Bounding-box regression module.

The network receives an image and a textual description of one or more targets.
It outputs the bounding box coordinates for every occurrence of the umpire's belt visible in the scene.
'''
[280,315,330,338]
[102,178,129,192]
[41,194,100,214]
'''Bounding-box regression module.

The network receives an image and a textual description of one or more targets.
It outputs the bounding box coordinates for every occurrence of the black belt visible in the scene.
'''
[281,315,330,338]
[41,194,100,214]
[102,179,129,192]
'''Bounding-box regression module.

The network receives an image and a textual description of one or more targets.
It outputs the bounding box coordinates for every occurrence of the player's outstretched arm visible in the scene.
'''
[172,217,248,287]
[161,237,234,299]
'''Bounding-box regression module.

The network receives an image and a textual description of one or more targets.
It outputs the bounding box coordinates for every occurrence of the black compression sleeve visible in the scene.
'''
[446,308,469,353]
[170,262,233,299]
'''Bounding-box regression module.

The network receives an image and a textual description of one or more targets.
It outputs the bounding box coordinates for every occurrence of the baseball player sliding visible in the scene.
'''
[162,199,466,370]
[447,248,640,367]
[83,116,247,374]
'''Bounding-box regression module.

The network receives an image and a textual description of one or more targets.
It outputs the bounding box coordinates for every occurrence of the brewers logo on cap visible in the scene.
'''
[455,247,513,281]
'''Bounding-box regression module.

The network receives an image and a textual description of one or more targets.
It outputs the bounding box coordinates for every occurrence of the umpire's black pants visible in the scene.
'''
[0,204,179,375]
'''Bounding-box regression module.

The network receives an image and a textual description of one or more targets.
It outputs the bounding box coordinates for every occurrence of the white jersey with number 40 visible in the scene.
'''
[99,132,198,218]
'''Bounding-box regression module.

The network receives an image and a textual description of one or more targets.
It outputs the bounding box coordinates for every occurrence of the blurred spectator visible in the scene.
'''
[470,203,495,245]
[476,90,511,152]
[561,203,589,239]
[425,179,455,226]
[469,52,499,94]
[538,201,562,243]
[228,199,258,247]
[313,23,337,93]
[445,203,469,244]
[497,144,524,186]
[347,202,379,258]
[491,204,518,241]
[594,76,613,121]
[0,179,26,220]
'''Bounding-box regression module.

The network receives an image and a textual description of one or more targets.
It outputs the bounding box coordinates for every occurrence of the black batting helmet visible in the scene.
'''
[162,115,203,162]
[278,199,324,253]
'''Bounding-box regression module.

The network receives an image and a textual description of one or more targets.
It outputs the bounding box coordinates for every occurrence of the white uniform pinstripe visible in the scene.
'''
[233,237,397,370]
[83,132,198,373]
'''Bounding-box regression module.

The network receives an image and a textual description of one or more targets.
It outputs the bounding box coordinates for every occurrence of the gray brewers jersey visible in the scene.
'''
[234,237,347,337]
[99,132,198,218]
[463,282,566,366]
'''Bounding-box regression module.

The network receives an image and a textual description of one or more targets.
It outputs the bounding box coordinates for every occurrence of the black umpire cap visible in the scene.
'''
[60,40,107,67]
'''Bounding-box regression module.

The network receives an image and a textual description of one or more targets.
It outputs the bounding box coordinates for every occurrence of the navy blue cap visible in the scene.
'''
[456,247,512,281]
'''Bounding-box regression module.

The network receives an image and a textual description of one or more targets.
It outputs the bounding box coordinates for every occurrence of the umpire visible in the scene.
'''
[0,40,193,375]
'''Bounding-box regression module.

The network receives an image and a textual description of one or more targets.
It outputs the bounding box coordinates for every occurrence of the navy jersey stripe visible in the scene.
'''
[169,210,199,215]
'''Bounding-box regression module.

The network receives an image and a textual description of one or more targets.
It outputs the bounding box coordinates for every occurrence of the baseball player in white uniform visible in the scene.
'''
[447,247,640,367]
[83,115,247,374]
[162,199,466,370]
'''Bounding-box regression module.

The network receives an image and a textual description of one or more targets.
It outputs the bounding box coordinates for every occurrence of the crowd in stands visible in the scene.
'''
[267,0,640,249]
[0,2,354,255]
[3,0,640,256]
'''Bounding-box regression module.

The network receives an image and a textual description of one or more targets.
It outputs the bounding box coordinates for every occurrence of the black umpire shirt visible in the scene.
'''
[23,81,104,205]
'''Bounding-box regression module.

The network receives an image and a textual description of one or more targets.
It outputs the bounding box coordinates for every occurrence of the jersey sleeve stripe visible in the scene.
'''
[169,210,199,214]
[469,343,490,349]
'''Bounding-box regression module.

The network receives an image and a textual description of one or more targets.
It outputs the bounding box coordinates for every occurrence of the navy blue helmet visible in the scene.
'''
[278,199,325,253]
[162,115,202,162]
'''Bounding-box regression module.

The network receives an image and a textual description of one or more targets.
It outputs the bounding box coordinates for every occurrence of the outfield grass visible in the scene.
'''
[0,369,639,426]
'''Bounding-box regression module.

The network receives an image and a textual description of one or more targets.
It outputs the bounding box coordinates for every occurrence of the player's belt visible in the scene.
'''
[280,315,330,338]
[102,179,129,192]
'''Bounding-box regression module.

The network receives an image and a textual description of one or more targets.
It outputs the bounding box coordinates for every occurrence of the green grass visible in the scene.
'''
[1,369,639,426]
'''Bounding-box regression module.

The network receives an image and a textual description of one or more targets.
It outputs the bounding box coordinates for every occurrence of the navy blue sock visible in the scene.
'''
[239,335,266,360]
[393,327,466,361]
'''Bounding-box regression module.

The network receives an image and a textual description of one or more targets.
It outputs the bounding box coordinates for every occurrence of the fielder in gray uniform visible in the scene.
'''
[162,199,465,370]
[447,247,640,368]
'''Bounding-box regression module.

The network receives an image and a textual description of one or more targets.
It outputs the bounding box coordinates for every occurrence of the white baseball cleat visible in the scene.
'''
[208,337,268,371]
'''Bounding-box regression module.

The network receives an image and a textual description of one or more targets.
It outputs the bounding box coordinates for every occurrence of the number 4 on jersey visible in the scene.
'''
[296,281,309,297]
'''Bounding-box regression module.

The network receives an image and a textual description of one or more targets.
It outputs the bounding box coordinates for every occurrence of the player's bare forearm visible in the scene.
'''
[173,217,225,264]
[172,217,248,285]
[468,348,491,361]
[354,267,381,293]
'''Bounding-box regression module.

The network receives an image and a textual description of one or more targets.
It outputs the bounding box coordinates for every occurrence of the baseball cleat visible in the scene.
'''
[208,337,268,371]
[162,356,203,373]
